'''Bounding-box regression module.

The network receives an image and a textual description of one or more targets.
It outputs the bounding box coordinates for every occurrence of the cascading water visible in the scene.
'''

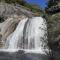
[23,17,47,49]
[2,17,49,54]
[5,18,28,49]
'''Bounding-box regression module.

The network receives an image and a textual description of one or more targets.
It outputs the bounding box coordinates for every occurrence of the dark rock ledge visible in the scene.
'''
[0,50,50,60]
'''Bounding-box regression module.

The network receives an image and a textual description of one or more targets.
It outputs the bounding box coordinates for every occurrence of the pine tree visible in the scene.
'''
[0,0,26,5]
[47,0,58,8]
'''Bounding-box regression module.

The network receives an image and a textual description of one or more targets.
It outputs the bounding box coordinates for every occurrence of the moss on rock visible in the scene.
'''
[47,13,60,50]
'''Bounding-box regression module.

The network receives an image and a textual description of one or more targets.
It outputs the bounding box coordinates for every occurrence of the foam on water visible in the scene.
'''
[0,48,48,55]
[0,49,19,52]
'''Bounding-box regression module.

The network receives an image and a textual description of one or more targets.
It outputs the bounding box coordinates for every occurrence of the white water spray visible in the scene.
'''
[3,17,49,54]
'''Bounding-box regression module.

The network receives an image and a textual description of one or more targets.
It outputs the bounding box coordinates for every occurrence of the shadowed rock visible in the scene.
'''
[0,50,50,60]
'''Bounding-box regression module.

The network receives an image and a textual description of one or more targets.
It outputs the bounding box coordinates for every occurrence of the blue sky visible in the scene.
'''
[25,0,48,8]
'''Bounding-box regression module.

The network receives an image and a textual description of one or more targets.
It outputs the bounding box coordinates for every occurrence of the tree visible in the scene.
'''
[0,0,26,5]
[47,0,58,8]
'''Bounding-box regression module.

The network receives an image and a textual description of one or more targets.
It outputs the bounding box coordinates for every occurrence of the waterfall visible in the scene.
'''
[23,17,47,49]
[3,17,49,54]
[5,18,28,49]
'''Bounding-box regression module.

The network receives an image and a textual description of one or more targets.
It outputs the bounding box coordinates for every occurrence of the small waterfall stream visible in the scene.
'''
[2,17,49,54]
[5,18,28,49]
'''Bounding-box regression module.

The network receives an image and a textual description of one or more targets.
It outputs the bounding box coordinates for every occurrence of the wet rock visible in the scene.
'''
[0,51,50,60]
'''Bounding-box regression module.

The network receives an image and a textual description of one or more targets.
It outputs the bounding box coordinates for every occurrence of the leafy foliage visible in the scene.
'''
[0,0,25,5]
[47,0,58,8]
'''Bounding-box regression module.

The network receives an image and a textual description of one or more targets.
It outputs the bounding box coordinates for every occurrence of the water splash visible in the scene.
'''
[3,17,49,54]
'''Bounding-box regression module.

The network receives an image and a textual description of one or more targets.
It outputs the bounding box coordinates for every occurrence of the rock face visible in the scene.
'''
[0,3,34,19]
